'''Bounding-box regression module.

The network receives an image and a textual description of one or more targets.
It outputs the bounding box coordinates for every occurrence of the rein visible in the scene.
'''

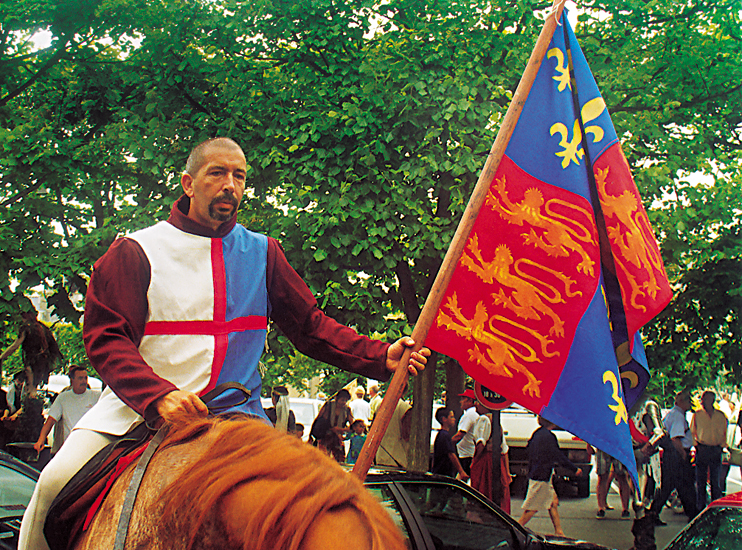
[113,382,251,550]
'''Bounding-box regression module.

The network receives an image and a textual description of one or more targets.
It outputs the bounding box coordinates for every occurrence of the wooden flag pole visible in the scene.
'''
[352,0,568,481]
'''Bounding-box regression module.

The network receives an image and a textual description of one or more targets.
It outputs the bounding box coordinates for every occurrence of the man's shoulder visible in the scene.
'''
[58,389,99,403]
[664,407,683,422]
[459,407,478,425]
[474,414,491,428]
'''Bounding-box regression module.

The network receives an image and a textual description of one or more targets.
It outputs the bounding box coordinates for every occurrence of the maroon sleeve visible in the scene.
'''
[266,238,391,382]
[83,238,178,422]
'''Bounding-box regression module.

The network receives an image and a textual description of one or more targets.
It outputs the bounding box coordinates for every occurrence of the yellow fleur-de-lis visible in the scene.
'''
[550,98,608,169]
[550,119,584,168]
[581,97,606,143]
[547,47,571,92]
[603,370,628,426]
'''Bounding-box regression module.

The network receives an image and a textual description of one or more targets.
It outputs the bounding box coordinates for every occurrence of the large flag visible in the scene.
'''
[425,10,672,478]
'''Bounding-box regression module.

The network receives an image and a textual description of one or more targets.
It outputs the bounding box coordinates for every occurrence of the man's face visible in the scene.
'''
[337,397,348,408]
[71,371,88,394]
[702,393,715,410]
[181,144,247,230]
[460,396,474,410]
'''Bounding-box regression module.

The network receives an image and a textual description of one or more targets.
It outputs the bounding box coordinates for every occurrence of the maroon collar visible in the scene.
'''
[168,195,237,238]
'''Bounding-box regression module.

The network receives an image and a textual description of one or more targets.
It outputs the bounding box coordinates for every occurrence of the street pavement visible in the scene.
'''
[511,466,742,550]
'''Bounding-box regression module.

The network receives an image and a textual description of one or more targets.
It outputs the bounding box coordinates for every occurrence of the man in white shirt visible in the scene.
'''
[33,366,100,454]
[649,390,698,521]
[452,389,479,475]
[349,386,371,426]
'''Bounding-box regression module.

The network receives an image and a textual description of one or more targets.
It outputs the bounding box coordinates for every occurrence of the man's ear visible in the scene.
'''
[181,173,195,197]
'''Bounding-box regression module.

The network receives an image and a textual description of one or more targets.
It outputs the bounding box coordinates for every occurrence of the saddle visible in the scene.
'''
[43,382,251,550]
[44,423,153,550]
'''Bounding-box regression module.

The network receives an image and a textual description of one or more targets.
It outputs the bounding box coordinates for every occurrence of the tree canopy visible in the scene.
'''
[1,0,739,417]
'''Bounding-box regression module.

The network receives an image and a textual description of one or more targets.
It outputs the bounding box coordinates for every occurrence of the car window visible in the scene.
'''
[665,507,742,550]
[399,482,516,550]
[0,464,36,520]
[365,484,415,549]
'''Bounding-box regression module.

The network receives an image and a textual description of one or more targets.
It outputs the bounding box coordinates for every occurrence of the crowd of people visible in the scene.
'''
[590,388,739,526]
[431,389,513,513]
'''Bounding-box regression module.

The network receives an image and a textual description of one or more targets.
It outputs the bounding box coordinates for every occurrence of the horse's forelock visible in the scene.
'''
[157,414,406,550]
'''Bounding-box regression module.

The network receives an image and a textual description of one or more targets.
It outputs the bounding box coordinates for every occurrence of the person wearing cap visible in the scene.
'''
[349,386,371,426]
[264,385,295,432]
[451,389,479,475]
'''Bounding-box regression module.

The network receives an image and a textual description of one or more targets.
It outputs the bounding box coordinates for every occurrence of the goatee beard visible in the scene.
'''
[209,194,238,221]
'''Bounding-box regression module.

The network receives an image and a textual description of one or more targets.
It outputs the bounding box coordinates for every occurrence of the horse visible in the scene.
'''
[71,412,407,550]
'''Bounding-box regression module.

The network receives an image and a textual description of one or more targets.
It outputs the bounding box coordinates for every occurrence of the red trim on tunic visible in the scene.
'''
[207,238,227,395]
[211,238,227,321]
[143,317,267,336]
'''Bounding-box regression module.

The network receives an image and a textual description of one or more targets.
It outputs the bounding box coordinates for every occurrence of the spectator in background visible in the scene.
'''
[451,389,479,475]
[594,450,631,519]
[691,390,727,509]
[2,370,44,445]
[470,400,494,500]
[649,391,698,522]
[375,391,411,468]
[311,389,352,462]
[349,386,371,426]
[4,370,27,418]
[264,385,296,433]
[368,384,382,424]
[346,419,367,464]
[718,392,733,420]
[498,425,513,514]
[33,366,100,455]
[518,416,582,537]
[432,407,468,480]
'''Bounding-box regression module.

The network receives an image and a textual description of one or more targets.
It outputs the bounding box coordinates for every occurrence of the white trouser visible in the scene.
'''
[19,428,117,550]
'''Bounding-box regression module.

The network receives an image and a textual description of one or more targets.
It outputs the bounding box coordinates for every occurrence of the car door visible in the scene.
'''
[393,480,527,550]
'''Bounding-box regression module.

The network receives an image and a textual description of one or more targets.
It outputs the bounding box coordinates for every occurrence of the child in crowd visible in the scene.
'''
[432,407,469,480]
[346,419,367,464]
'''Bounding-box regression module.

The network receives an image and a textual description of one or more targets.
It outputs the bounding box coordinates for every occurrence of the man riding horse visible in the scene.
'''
[19,137,429,550]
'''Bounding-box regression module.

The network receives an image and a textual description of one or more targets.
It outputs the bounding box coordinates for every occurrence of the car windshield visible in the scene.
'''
[400,481,517,550]
[665,506,742,550]
[0,461,36,520]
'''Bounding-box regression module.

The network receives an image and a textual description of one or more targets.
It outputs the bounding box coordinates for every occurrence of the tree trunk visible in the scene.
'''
[408,353,437,471]
[445,359,466,420]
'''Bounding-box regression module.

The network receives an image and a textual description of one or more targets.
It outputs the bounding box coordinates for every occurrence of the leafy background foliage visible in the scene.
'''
[1,0,739,450]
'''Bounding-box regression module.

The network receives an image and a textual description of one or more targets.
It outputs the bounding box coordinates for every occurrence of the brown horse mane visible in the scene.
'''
[156,413,406,550]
